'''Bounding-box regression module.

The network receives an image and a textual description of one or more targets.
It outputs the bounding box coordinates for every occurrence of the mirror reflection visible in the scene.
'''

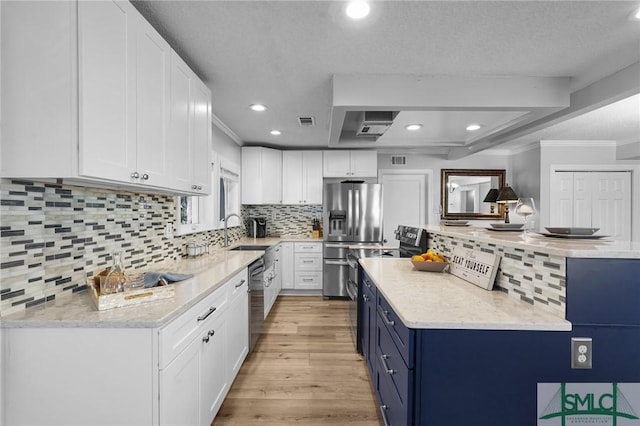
[441,169,505,219]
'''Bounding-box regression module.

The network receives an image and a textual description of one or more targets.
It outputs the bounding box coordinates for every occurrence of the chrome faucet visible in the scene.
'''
[223,213,244,247]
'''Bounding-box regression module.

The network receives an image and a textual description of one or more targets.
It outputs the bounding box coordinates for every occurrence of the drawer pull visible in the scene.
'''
[363,279,372,289]
[379,405,391,426]
[202,335,210,343]
[302,278,313,282]
[379,306,395,326]
[380,354,395,375]
[302,260,314,263]
[208,330,215,336]
[197,306,217,322]
[235,279,246,288]
[363,294,369,302]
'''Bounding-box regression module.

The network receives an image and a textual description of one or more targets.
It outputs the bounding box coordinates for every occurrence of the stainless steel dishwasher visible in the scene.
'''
[248,257,265,352]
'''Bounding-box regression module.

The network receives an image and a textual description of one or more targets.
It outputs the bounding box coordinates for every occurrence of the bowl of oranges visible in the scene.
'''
[411,249,448,272]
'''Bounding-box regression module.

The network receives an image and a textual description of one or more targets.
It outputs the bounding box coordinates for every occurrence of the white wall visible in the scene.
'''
[510,145,542,228]
[377,151,510,224]
[539,140,640,241]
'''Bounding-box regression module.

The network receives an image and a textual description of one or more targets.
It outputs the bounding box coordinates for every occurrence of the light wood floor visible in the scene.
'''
[213,296,381,425]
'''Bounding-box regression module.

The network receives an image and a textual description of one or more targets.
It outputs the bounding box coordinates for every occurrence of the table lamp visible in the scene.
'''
[496,184,518,223]
[482,188,499,214]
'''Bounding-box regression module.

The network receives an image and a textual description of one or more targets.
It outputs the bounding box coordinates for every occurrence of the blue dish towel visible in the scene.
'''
[143,272,193,288]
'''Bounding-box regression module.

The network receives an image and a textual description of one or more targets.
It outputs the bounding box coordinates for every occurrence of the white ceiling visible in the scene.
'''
[132,1,640,156]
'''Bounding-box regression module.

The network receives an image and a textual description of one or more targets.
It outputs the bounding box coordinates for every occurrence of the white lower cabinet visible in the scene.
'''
[293,242,323,290]
[1,268,249,426]
[280,242,295,290]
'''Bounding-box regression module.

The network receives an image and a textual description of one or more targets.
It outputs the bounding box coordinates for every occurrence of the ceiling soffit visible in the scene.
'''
[330,74,571,155]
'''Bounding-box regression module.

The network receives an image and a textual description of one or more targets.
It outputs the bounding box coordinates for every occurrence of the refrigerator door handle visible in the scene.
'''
[347,189,353,237]
[354,189,360,237]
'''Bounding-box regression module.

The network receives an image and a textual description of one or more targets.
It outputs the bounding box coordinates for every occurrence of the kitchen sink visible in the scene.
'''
[229,245,271,251]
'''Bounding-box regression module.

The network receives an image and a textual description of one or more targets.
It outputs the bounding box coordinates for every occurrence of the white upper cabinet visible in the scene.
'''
[323,150,378,178]
[241,147,282,204]
[169,51,212,194]
[1,0,210,195]
[78,0,139,183]
[282,151,323,204]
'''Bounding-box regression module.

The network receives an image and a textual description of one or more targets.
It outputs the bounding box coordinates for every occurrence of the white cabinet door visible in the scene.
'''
[191,78,213,194]
[160,338,200,426]
[304,151,324,204]
[323,151,352,177]
[200,313,228,426]
[227,278,249,379]
[350,151,378,177]
[78,0,137,183]
[282,151,304,204]
[242,147,282,204]
[280,242,295,290]
[323,150,377,178]
[168,51,194,193]
[135,16,172,188]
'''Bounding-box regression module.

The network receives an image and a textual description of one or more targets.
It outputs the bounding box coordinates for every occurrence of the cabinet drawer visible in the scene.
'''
[377,293,415,368]
[294,252,322,270]
[294,242,322,253]
[376,319,412,409]
[294,271,323,290]
[376,364,410,426]
[159,285,229,369]
[228,269,248,301]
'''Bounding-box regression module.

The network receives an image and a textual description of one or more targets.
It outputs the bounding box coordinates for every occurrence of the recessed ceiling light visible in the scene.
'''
[630,6,640,20]
[405,124,423,131]
[466,124,482,131]
[346,1,370,19]
[270,130,281,136]
[249,104,267,112]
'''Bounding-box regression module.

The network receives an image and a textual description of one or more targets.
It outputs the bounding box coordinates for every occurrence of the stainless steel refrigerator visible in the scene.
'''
[323,183,383,297]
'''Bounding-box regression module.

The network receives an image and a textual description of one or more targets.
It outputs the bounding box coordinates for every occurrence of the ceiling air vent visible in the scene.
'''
[356,111,395,138]
[391,155,406,165]
[298,116,315,127]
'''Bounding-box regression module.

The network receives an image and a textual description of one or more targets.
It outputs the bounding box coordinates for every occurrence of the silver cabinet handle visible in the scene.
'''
[197,185,202,190]
[380,354,395,374]
[130,171,139,179]
[235,279,246,288]
[202,335,210,343]
[363,294,369,302]
[192,184,198,190]
[379,405,391,426]
[363,279,372,289]
[197,306,216,322]
[141,173,149,180]
[378,306,395,326]
[208,330,215,336]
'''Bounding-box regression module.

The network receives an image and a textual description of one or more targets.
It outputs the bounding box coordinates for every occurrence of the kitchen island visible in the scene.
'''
[359,227,640,426]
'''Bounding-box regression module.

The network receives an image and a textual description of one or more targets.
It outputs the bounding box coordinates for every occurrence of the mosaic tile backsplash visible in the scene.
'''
[428,233,566,318]
[0,179,246,317]
[242,204,323,237]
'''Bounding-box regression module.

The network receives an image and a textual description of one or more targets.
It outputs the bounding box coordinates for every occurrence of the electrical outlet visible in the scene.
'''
[571,337,592,369]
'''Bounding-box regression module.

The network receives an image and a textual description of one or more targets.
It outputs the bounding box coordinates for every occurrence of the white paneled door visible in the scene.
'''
[381,173,426,247]
[550,171,631,240]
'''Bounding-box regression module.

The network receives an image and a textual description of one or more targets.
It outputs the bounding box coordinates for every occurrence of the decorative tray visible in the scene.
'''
[490,223,523,229]
[87,279,175,311]
[441,220,470,227]
[535,232,609,240]
[544,227,599,235]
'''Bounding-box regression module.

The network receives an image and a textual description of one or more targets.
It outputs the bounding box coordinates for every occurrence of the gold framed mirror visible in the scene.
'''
[441,169,505,220]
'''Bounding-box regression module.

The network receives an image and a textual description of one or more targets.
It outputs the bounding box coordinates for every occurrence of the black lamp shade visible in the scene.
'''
[483,188,499,203]
[496,185,518,203]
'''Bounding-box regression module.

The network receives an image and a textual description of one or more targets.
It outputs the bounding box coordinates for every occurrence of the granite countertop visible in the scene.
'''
[359,257,572,331]
[425,225,640,259]
[0,236,322,328]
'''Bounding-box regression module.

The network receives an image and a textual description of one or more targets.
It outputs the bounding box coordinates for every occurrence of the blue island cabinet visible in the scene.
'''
[360,257,640,426]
